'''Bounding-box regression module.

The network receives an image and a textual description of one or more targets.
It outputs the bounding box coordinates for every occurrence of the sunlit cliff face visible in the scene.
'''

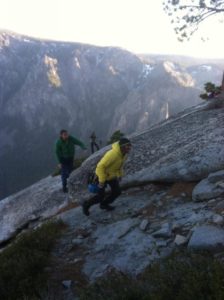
[44,55,61,87]
[163,61,195,87]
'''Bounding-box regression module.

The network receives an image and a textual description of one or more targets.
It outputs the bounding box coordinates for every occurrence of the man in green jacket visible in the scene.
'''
[55,129,86,193]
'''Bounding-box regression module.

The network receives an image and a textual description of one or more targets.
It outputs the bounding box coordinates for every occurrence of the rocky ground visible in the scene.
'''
[46,170,224,299]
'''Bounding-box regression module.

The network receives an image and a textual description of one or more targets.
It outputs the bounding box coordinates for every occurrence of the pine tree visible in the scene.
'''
[107,130,125,145]
[200,81,222,100]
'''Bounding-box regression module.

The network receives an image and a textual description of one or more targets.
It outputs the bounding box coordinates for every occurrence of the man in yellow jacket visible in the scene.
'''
[82,138,132,216]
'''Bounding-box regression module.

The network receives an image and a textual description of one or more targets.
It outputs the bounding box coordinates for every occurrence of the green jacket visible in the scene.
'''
[55,135,86,163]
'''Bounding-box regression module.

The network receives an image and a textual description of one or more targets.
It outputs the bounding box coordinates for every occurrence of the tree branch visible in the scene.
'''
[180,5,224,12]
[164,0,224,40]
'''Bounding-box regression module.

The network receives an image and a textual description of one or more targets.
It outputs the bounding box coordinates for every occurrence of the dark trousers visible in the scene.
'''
[61,157,73,189]
[91,141,99,154]
[87,178,121,207]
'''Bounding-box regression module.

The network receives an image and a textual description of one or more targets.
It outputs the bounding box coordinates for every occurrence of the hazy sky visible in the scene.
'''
[0,0,223,58]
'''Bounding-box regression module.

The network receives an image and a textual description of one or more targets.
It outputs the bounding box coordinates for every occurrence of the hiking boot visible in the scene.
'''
[100,204,115,211]
[82,202,90,216]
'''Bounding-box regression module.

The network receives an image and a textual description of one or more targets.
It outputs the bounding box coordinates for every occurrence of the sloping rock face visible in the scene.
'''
[125,106,224,185]
[0,176,68,244]
[69,102,224,201]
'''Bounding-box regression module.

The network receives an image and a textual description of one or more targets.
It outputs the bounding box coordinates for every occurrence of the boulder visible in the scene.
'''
[174,234,188,246]
[152,223,172,239]
[192,170,224,201]
[188,225,224,251]
[212,214,224,225]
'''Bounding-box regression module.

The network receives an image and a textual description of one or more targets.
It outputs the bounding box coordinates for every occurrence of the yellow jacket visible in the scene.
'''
[96,142,127,183]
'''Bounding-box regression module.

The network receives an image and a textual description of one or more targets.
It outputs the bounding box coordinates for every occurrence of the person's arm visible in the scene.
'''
[55,141,62,163]
[116,155,127,178]
[96,150,116,184]
[70,136,87,150]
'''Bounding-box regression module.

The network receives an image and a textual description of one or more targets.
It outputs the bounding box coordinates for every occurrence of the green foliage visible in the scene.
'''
[163,0,224,41]
[142,250,224,300]
[0,221,64,300]
[79,250,224,300]
[199,81,222,100]
[107,130,125,145]
[79,271,146,300]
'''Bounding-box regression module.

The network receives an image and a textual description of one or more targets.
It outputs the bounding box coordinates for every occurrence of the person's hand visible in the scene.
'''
[98,182,105,189]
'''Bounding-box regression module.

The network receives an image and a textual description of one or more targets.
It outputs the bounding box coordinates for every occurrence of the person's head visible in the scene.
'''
[60,129,69,141]
[119,138,132,154]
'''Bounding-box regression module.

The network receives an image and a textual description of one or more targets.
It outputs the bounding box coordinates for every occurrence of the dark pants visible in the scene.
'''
[91,141,99,154]
[61,157,73,189]
[87,178,121,208]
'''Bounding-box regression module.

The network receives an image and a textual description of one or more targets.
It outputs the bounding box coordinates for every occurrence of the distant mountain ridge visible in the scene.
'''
[0,30,223,199]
